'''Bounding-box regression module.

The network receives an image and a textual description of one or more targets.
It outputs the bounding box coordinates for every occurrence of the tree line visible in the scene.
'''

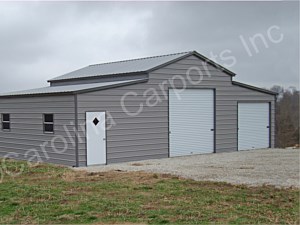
[270,86,299,148]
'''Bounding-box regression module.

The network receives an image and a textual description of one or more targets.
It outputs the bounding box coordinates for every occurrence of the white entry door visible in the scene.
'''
[86,112,106,165]
[238,103,270,151]
[169,89,214,157]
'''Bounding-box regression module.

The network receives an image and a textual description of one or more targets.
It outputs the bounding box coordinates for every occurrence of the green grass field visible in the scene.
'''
[0,159,299,224]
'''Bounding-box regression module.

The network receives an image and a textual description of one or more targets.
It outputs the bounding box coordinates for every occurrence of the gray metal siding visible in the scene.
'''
[76,84,168,166]
[0,54,274,167]
[0,95,76,166]
[77,55,275,166]
[229,85,275,150]
[149,55,275,153]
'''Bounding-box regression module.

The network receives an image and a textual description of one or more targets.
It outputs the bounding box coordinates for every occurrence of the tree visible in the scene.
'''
[271,85,299,148]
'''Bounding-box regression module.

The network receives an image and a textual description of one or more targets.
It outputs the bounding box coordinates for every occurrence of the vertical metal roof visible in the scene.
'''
[49,51,192,82]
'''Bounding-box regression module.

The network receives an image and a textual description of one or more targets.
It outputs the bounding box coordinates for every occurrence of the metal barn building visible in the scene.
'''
[0,51,277,167]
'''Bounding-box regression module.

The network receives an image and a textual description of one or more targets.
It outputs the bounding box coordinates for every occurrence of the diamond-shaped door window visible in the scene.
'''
[93,118,99,126]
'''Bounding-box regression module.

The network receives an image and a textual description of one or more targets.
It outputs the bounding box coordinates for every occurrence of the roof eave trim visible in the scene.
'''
[0,79,149,98]
[0,92,74,99]
[47,71,147,83]
[232,81,278,95]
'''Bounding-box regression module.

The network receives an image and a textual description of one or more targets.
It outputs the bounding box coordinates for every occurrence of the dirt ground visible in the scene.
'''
[76,148,300,188]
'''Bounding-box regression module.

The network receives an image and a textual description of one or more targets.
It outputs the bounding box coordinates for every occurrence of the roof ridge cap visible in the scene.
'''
[89,51,192,67]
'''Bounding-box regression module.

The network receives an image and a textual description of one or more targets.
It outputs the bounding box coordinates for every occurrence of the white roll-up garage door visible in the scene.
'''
[238,103,270,151]
[169,89,214,157]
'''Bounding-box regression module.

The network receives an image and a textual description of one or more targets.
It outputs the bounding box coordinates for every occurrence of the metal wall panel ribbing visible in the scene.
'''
[76,86,169,166]
[77,55,275,165]
[0,54,275,167]
[0,95,76,166]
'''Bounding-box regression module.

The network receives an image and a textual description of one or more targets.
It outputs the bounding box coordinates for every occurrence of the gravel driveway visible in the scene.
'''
[76,148,300,188]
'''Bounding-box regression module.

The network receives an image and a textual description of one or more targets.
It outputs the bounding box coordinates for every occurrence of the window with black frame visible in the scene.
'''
[2,114,10,131]
[43,114,54,133]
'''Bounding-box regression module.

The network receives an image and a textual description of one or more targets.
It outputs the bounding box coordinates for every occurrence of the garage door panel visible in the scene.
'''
[169,89,214,157]
[238,103,270,151]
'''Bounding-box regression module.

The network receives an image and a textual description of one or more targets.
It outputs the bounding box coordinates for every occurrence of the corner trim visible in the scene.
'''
[269,102,272,148]
[74,94,79,167]
[167,89,170,158]
[213,88,216,153]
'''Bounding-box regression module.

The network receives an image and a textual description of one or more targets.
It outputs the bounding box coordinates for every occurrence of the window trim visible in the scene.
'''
[2,113,10,131]
[43,114,54,134]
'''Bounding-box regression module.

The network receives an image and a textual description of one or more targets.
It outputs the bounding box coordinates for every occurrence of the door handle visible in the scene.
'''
[210,129,215,131]
[103,138,106,141]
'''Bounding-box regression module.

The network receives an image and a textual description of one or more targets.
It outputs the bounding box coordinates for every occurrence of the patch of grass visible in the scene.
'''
[0,159,299,224]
